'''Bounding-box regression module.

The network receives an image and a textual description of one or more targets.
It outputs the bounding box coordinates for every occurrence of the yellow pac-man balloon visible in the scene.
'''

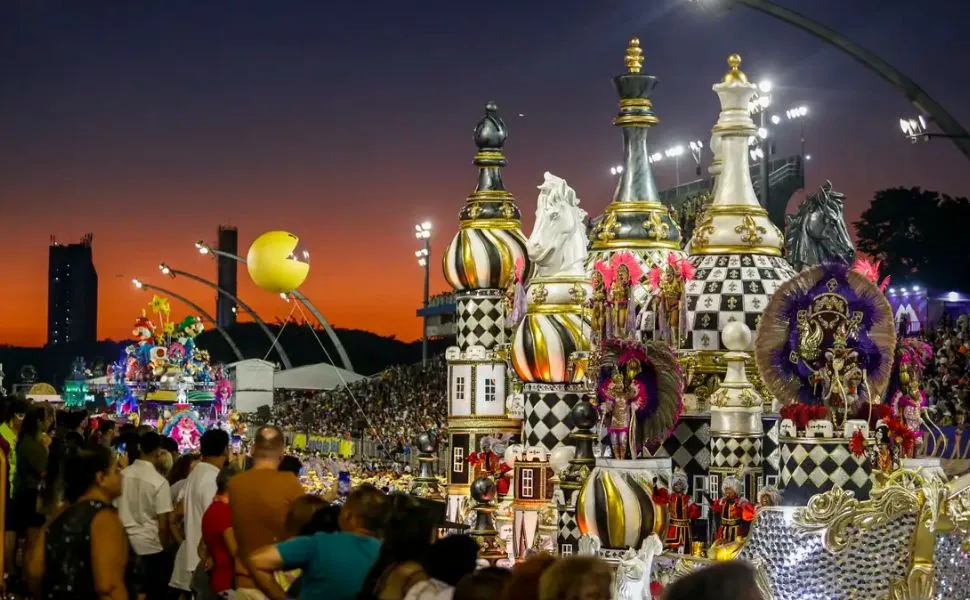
[246,231,310,293]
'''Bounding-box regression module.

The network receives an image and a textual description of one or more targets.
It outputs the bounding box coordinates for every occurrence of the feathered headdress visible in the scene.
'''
[595,339,684,446]
[668,252,696,281]
[593,259,614,290]
[754,262,897,407]
[610,252,643,285]
[852,257,890,292]
[514,256,527,285]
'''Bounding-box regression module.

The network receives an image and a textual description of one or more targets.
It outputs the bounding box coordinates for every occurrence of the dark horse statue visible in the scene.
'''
[784,180,856,272]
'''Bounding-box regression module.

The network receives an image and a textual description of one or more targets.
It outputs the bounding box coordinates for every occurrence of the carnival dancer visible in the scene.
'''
[608,254,641,340]
[707,473,755,546]
[595,369,641,459]
[589,261,611,342]
[652,469,701,553]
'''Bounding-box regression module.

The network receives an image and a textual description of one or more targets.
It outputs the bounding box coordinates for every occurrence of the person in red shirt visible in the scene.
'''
[198,467,237,597]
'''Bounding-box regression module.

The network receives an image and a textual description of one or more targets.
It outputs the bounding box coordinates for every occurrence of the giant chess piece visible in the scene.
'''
[708,321,764,498]
[555,399,598,555]
[468,476,508,565]
[784,180,856,272]
[442,102,527,522]
[409,431,441,499]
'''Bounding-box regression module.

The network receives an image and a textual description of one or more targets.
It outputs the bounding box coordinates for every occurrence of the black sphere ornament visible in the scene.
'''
[470,476,497,504]
[571,400,598,430]
[415,432,436,454]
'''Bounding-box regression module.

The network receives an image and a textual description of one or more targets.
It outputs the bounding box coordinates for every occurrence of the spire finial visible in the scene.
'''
[625,38,643,73]
[722,53,748,84]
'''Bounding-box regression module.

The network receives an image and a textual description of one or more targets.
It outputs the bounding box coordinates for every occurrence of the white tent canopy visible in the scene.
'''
[273,362,364,391]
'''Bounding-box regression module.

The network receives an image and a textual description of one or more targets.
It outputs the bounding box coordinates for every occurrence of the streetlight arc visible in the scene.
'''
[131,279,245,362]
[194,243,354,372]
[161,265,293,369]
[723,0,970,160]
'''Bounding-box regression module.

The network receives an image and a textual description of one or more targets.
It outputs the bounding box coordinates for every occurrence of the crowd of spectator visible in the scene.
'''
[267,356,448,450]
[921,314,970,425]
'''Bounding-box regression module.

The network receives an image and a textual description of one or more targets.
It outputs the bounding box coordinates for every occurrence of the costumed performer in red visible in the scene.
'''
[652,468,701,553]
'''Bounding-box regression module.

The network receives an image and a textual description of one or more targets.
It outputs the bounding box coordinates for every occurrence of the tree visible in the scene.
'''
[854,187,970,289]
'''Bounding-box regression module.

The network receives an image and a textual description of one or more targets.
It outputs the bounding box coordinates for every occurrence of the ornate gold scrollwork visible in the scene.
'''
[642,210,671,241]
[568,282,588,303]
[691,213,715,248]
[530,283,549,304]
[734,214,767,246]
[891,564,934,600]
[594,212,621,242]
[792,486,920,553]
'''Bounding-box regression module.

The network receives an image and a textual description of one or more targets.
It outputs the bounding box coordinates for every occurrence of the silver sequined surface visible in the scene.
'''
[933,531,970,599]
[737,508,917,600]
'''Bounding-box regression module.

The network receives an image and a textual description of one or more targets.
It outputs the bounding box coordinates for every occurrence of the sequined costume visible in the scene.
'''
[653,477,701,553]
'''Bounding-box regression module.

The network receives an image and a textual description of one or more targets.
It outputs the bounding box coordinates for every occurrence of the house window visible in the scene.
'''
[522,469,534,498]
[455,376,466,401]
[453,447,464,473]
[484,378,497,403]
[560,544,573,556]
[708,475,720,500]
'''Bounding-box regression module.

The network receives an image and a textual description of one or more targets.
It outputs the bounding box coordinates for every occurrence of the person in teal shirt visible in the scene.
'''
[249,485,387,600]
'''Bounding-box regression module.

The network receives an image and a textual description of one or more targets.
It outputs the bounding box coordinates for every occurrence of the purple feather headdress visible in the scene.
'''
[755,262,897,406]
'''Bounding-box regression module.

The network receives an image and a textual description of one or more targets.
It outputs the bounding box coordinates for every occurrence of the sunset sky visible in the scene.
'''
[2,0,969,347]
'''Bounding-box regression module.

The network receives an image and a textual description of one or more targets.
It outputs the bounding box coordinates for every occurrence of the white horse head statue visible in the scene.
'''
[614,534,664,600]
[527,172,588,278]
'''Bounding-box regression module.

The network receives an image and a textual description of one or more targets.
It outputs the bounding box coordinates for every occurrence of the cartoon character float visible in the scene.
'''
[105,295,233,452]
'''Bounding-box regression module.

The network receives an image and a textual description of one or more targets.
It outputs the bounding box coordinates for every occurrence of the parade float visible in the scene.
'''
[436,39,970,598]
[102,295,234,452]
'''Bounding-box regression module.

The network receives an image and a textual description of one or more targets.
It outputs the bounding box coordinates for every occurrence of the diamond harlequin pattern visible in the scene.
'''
[779,439,872,505]
[711,436,763,469]
[763,418,780,477]
[685,254,796,351]
[525,391,580,452]
[457,296,505,351]
[662,415,712,486]
[557,510,580,549]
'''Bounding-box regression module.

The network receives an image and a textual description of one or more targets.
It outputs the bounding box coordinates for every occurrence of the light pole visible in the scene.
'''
[688,140,704,176]
[194,241,354,372]
[158,263,293,369]
[899,115,970,143]
[609,165,624,176]
[748,80,772,208]
[415,222,432,367]
[689,0,970,161]
[130,278,245,361]
[664,144,686,186]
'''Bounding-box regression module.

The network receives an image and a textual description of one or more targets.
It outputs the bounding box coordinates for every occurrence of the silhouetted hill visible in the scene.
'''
[0,322,452,388]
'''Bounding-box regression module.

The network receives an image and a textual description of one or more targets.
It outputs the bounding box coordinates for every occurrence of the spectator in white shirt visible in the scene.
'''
[169,429,231,594]
[117,431,175,600]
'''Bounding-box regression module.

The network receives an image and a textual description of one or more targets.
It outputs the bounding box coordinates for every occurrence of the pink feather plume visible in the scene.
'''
[879,275,890,292]
[594,260,614,290]
[610,252,643,284]
[514,256,526,284]
[647,266,662,292]
[851,257,880,283]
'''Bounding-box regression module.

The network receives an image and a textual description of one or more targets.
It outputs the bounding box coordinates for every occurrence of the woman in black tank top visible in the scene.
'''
[26,445,130,599]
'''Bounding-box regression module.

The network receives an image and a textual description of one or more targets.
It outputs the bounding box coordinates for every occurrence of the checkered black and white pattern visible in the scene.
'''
[525,390,580,452]
[557,509,580,555]
[457,293,505,351]
[663,416,712,474]
[685,254,796,351]
[763,417,780,477]
[780,439,872,506]
[711,435,763,470]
